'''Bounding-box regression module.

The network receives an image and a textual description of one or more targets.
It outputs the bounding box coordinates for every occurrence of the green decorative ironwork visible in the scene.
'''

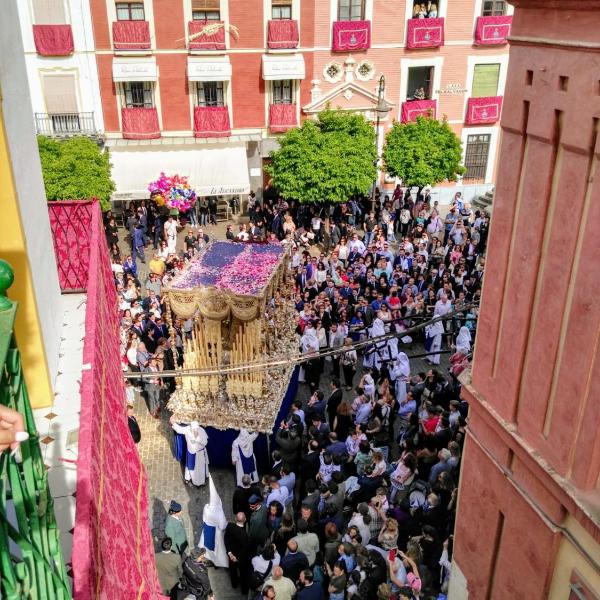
[0,259,72,600]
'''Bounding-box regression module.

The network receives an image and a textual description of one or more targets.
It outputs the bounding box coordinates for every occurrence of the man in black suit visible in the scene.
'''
[232,474,261,521]
[326,379,343,428]
[224,512,251,595]
[300,441,321,490]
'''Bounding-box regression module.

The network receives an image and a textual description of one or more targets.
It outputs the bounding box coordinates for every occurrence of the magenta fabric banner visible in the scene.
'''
[401,99,437,123]
[269,103,297,132]
[474,16,512,45]
[332,20,371,52]
[48,201,93,292]
[406,17,444,49]
[32,24,74,56]
[71,200,166,599]
[188,20,226,50]
[121,107,161,140]
[267,19,299,49]
[194,105,232,138]
[112,20,151,49]
[465,96,503,125]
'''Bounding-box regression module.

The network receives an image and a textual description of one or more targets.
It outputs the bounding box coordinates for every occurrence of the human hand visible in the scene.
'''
[0,405,28,454]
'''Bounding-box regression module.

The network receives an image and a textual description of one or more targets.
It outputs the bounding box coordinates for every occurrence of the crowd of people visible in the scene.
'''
[104,186,489,600]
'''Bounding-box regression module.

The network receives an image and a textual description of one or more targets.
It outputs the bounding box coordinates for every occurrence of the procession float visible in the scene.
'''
[162,241,298,434]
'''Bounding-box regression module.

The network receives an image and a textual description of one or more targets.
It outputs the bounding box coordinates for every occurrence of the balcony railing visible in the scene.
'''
[332,20,371,52]
[401,99,437,122]
[465,96,503,125]
[35,112,97,137]
[112,20,151,51]
[0,260,73,600]
[474,15,512,45]
[406,17,445,49]
[267,19,299,49]
[269,103,297,132]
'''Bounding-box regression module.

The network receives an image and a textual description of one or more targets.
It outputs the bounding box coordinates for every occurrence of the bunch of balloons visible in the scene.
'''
[148,172,197,212]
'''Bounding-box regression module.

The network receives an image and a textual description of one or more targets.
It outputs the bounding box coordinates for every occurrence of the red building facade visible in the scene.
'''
[87,0,514,204]
[451,0,600,597]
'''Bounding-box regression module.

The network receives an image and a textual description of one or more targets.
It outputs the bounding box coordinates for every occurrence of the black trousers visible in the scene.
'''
[228,558,250,594]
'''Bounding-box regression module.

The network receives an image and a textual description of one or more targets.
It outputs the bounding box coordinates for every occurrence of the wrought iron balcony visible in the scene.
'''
[34,112,97,137]
[0,260,72,599]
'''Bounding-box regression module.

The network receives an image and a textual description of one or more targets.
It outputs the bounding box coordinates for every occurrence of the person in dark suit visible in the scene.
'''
[224,513,252,595]
[232,474,261,521]
[326,379,343,428]
[280,540,309,584]
[127,405,141,444]
[300,441,321,487]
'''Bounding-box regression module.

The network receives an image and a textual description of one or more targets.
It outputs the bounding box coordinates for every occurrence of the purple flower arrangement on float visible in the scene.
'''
[148,172,197,212]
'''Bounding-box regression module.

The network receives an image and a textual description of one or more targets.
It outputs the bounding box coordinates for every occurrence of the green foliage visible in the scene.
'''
[37,136,115,211]
[382,117,465,188]
[264,109,377,203]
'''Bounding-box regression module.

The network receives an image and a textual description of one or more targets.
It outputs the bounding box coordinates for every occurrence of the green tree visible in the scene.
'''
[383,116,466,190]
[37,136,115,211]
[264,109,377,203]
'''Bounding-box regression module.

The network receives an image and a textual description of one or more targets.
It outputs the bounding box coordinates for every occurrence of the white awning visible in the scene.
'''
[262,53,305,80]
[110,145,250,198]
[188,56,232,82]
[112,57,158,82]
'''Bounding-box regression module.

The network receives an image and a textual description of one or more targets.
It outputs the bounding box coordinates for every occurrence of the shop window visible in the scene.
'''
[272,0,292,19]
[272,80,293,104]
[464,134,491,181]
[411,0,439,18]
[338,0,365,21]
[472,64,501,97]
[116,2,145,20]
[123,81,154,108]
[196,81,225,107]
[192,0,220,20]
[407,66,433,100]
[482,0,506,15]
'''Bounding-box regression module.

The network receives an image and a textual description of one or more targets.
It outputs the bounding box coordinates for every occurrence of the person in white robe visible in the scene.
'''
[426,295,452,365]
[199,475,228,567]
[231,428,259,486]
[390,352,410,404]
[299,323,320,382]
[363,318,396,371]
[455,326,472,355]
[171,419,209,487]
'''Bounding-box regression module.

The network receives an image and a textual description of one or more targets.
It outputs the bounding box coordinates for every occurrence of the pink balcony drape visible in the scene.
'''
[32,24,74,56]
[121,107,161,139]
[269,103,297,133]
[465,96,503,124]
[474,15,512,45]
[194,106,231,138]
[112,20,151,50]
[267,19,299,49]
[332,20,371,52]
[401,99,437,123]
[406,17,444,49]
[188,20,226,50]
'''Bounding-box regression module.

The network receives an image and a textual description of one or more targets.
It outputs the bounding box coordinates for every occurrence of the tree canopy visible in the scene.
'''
[382,117,465,189]
[37,136,115,211]
[264,109,377,204]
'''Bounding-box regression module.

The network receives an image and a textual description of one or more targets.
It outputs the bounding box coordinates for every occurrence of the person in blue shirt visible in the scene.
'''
[132,224,146,264]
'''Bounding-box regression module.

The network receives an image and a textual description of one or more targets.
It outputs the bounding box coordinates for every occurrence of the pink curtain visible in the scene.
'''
[121,107,161,140]
[406,17,444,49]
[465,96,503,125]
[112,20,151,49]
[194,106,231,138]
[32,24,74,56]
[332,20,371,52]
[48,200,93,291]
[267,19,299,49]
[401,99,437,123]
[269,104,297,133]
[71,200,166,600]
[474,16,512,45]
[188,20,226,50]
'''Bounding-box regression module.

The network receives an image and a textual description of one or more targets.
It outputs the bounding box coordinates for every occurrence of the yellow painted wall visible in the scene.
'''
[0,105,54,408]
[548,516,600,599]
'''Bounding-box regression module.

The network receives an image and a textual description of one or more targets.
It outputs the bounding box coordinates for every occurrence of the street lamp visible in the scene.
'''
[371,75,392,212]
